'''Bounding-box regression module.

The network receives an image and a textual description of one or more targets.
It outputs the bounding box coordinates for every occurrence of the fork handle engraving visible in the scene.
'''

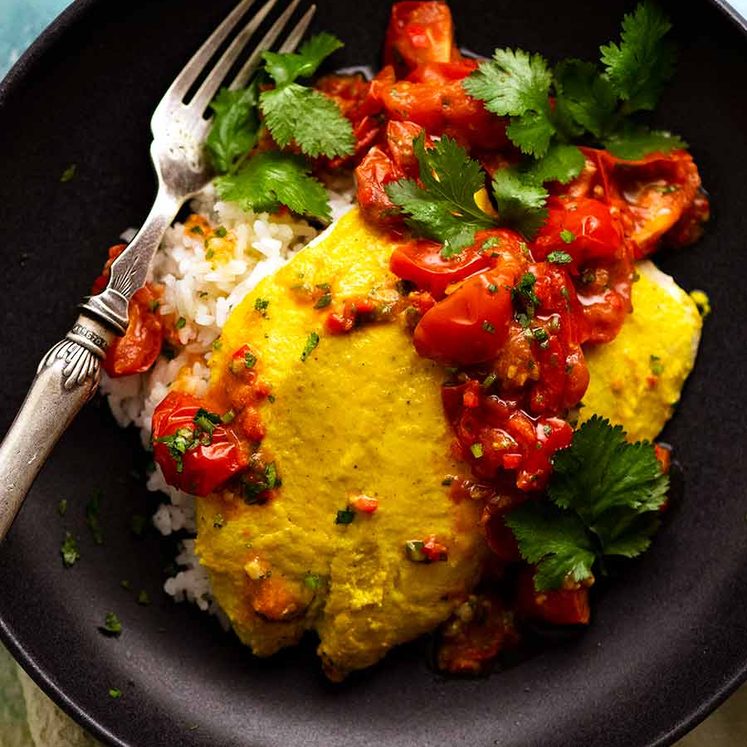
[0,314,114,541]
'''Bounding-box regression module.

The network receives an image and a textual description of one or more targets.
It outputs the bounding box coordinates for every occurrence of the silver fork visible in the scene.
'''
[0,0,316,541]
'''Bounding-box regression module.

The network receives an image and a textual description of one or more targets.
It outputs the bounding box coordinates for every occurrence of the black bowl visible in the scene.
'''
[1,1,746,745]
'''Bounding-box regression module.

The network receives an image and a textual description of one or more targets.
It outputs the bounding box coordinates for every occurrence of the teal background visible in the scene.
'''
[0,0,746,745]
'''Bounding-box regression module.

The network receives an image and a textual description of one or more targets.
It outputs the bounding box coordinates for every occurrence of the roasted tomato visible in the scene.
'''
[405,58,479,84]
[383,1,459,76]
[93,243,164,377]
[152,391,249,497]
[414,264,520,366]
[103,287,164,377]
[378,78,508,151]
[390,229,523,300]
[516,568,591,626]
[385,120,425,175]
[436,594,518,675]
[355,145,405,227]
[532,196,633,345]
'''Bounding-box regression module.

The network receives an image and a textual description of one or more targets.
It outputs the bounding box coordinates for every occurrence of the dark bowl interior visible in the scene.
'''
[1,1,746,745]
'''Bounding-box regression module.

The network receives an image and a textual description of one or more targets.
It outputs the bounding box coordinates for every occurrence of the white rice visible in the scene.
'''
[101,181,354,616]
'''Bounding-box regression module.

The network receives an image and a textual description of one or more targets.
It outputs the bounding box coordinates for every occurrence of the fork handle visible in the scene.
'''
[0,314,114,540]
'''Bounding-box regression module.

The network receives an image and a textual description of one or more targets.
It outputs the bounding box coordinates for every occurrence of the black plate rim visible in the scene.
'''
[1,2,746,746]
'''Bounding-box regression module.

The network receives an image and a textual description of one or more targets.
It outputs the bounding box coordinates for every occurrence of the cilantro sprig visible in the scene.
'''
[506,416,669,591]
[206,33,352,220]
[386,134,496,256]
[466,2,684,163]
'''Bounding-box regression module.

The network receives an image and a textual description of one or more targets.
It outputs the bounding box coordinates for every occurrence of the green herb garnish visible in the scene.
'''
[61,532,80,567]
[335,508,355,525]
[100,612,123,637]
[300,331,320,362]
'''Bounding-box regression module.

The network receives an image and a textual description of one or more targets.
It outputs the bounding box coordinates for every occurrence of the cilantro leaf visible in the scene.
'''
[525,143,585,185]
[506,502,596,591]
[386,134,496,255]
[262,32,344,86]
[599,1,676,112]
[506,111,556,158]
[507,416,669,590]
[554,59,618,139]
[465,49,555,158]
[603,127,687,160]
[215,151,331,221]
[465,48,553,117]
[206,83,260,174]
[549,415,669,521]
[491,169,548,239]
[260,84,354,158]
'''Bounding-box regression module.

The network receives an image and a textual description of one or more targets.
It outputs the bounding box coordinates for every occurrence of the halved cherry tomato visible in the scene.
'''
[390,228,525,300]
[103,287,163,377]
[355,145,405,227]
[383,1,459,76]
[152,391,249,497]
[516,568,590,625]
[93,243,164,377]
[414,265,520,365]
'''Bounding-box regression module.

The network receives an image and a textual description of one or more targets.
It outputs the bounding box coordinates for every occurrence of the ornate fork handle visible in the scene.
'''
[0,315,113,539]
[0,191,181,542]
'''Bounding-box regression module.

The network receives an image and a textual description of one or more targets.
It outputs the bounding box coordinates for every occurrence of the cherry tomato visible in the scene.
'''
[103,287,164,377]
[385,120,425,175]
[379,78,508,151]
[91,243,126,295]
[516,568,590,625]
[414,266,519,365]
[355,145,405,227]
[152,391,249,497]
[390,228,523,300]
[532,196,626,268]
[383,1,458,76]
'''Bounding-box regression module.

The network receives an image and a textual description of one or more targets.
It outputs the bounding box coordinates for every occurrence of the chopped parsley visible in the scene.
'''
[61,532,80,567]
[304,573,323,590]
[100,612,123,637]
[254,298,270,315]
[560,229,576,244]
[242,462,280,504]
[108,688,123,699]
[60,164,77,183]
[470,443,485,458]
[136,590,151,606]
[649,355,664,376]
[506,416,669,591]
[300,331,320,362]
[547,250,573,264]
[512,272,540,317]
[243,350,257,369]
[57,499,68,517]
[404,540,427,563]
[175,317,186,330]
[335,508,355,525]
[482,320,496,334]
[214,226,227,238]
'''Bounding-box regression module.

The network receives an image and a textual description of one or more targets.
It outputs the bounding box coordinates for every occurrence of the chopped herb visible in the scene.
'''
[205,248,215,260]
[470,443,485,458]
[100,612,123,637]
[213,513,224,529]
[175,317,186,330]
[487,283,498,293]
[314,291,332,309]
[242,462,280,504]
[532,327,550,345]
[482,236,502,251]
[244,351,257,368]
[108,688,123,699]
[268,394,276,404]
[215,226,227,238]
[61,532,80,567]
[482,320,496,334]
[254,298,270,315]
[155,426,196,473]
[85,490,104,545]
[189,225,204,235]
[560,229,576,244]
[220,409,236,424]
[547,250,573,264]
[57,499,68,517]
[60,164,77,183]
[512,272,540,316]
[120,580,132,590]
[335,507,355,525]
[211,339,223,351]
[404,540,427,562]
[136,590,151,606]
[300,331,320,362]
[304,573,323,591]
[482,372,498,389]
[649,354,664,376]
